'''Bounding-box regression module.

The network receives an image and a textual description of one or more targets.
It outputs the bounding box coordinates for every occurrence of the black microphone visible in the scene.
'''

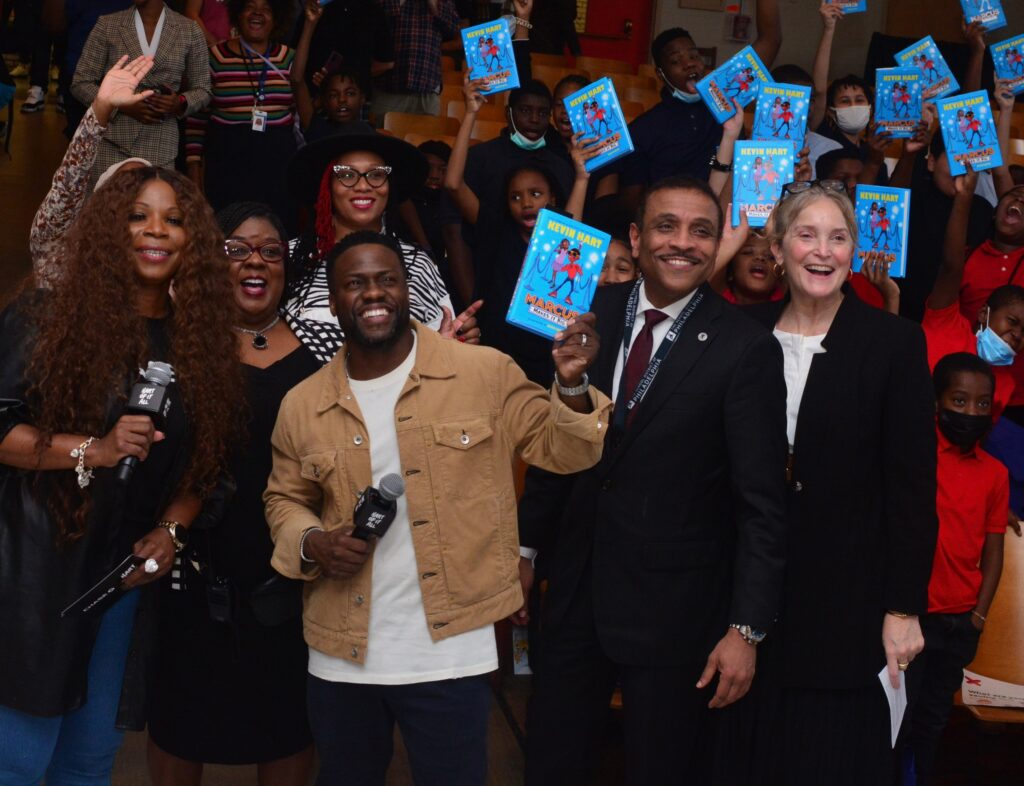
[351,473,405,540]
[115,361,175,485]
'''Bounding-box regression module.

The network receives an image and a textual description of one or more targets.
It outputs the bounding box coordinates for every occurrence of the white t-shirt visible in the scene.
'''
[773,329,827,447]
[307,333,498,685]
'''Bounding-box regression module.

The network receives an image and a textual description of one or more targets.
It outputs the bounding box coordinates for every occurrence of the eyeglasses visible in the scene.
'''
[223,239,287,262]
[331,165,392,188]
[780,179,848,201]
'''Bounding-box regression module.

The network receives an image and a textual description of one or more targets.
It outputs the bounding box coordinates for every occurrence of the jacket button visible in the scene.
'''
[601,480,611,490]
[421,572,436,579]
[793,481,803,492]
[355,595,364,604]
[353,435,364,445]
[432,622,448,629]
[351,647,358,657]
[460,433,470,445]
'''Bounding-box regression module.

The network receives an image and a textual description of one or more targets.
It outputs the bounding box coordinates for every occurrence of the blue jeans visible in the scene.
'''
[307,673,491,786]
[0,590,139,786]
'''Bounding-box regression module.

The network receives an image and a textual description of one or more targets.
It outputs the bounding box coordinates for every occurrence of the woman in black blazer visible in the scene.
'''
[746,184,938,785]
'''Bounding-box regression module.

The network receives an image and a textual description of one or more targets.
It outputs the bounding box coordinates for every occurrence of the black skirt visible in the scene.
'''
[713,639,895,786]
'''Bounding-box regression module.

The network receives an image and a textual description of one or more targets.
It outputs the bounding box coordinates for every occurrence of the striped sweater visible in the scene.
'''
[185,40,295,161]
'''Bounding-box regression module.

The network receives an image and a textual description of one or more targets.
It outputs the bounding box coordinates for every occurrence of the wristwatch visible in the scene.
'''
[555,372,590,397]
[729,623,767,645]
[157,520,189,553]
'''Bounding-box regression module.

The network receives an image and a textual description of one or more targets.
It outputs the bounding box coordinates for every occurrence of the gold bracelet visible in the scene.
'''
[887,610,912,618]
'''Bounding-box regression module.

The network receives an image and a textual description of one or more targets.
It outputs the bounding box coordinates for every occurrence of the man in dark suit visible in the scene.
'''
[520,176,789,785]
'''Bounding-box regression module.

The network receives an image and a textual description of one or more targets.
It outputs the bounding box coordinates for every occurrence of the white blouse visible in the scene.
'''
[773,329,827,447]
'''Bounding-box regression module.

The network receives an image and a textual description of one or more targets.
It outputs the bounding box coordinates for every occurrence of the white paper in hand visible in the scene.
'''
[878,666,908,747]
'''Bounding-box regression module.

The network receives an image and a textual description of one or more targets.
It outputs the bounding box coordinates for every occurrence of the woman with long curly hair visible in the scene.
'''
[0,166,242,785]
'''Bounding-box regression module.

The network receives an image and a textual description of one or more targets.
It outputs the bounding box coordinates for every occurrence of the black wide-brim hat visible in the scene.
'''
[286,129,428,205]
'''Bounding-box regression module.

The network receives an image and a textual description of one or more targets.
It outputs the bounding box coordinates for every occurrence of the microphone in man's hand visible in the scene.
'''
[115,361,175,485]
[351,473,405,540]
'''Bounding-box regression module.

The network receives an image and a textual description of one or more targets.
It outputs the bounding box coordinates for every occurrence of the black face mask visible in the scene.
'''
[937,409,992,450]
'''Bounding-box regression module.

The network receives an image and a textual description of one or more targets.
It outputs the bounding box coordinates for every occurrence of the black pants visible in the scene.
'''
[306,673,491,786]
[524,576,712,786]
[901,611,981,785]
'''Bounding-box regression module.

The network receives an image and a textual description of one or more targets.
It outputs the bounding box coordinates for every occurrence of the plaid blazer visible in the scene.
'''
[70,5,212,165]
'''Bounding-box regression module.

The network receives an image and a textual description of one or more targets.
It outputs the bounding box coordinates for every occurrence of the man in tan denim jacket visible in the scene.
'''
[263,232,610,784]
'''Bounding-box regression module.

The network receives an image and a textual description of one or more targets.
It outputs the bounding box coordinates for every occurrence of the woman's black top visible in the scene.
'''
[0,294,191,718]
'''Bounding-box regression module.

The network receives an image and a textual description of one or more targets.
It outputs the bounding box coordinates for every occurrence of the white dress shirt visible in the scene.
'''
[611,281,697,403]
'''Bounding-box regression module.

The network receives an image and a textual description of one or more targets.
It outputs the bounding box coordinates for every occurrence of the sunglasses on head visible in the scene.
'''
[780,179,848,201]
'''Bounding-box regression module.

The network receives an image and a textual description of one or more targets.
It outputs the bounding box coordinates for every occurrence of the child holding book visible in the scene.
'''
[924,167,1024,423]
[445,76,596,384]
[900,351,1008,786]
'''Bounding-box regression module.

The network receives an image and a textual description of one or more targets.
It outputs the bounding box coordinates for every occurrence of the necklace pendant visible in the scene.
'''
[252,333,269,350]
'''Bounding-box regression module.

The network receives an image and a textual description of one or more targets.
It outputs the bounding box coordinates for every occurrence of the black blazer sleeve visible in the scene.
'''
[724,329,789,630]
[880,323,938,614]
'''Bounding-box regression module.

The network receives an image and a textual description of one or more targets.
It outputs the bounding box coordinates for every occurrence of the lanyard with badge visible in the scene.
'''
[613,279,704,431]
[241,40,271,132]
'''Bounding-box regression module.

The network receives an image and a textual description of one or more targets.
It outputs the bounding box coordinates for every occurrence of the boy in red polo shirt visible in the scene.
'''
[901,352,1008,786]
[923,169,1024,421]
[958,183,1024,405]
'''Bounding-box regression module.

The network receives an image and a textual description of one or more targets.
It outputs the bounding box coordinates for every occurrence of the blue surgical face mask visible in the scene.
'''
[508,114,546,151]
[976,309,1017,366]
[671,86,702,104]
[658,68,702,104]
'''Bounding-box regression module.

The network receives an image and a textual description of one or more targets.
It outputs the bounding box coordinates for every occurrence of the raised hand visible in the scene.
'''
[818,2,843,30]
[993,78,1015,113]
[954,161,979,197]
[793,145,812,182]
[462,76,488,114]
[961,17,986,55]
[569,131,601,178]
[305,0,324,24]
[439,299,484,344]
[552,312,599,390]
[93,55,155,125]
[722,98,745,141]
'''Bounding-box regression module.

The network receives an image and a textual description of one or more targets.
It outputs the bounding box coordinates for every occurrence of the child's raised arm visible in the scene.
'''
[443,77,487,225]
[291,0,322,131]
[993,78,1016,199]
[930,165,980,311]
[810,3,842,132]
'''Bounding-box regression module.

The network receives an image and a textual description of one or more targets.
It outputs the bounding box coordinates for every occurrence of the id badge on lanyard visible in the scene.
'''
[252,107,268,132]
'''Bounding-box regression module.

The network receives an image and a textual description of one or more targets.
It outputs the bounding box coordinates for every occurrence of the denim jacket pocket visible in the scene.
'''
[430,416,495,499]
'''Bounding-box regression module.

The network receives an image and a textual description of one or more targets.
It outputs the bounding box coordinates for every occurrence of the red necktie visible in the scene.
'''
[623,309,667,424]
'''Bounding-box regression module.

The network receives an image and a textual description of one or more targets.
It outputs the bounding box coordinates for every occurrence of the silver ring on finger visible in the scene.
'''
[144,558,159,574]
[580,333,588,346]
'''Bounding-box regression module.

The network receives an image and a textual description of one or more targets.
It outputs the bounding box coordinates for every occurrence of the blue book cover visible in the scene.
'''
[461,19,519,95]
[874,67,923,139]
[936,90,1004,175]
[731,141,796,228]
[562,77,635,173]
[959,0,1007,33]
[752,82,811,146]
[894,36,960,100]
[854,185,911,278]
[824,0,867,13]
[992,34,1024,96]
[506,210,610,340]
[695,45,771,124]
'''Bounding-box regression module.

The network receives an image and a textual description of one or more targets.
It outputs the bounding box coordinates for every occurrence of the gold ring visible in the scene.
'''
[898,662,909,671]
